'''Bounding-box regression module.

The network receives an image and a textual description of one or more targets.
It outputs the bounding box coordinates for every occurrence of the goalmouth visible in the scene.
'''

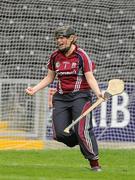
[0,0,135,149]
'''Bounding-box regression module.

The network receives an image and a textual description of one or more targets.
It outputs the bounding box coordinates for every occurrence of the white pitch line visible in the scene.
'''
[0,175,45,180]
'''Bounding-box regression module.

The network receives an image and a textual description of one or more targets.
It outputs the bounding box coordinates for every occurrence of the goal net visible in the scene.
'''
[0,0,135,149]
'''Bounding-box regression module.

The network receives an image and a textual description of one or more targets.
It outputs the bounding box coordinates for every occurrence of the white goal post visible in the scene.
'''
[0,0,135,149]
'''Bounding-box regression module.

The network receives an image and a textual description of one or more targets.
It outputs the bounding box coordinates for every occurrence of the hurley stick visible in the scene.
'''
[64,79,124,133]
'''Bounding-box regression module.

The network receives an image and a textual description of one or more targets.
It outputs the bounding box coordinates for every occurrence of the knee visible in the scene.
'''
[54,132,77,147]
[54,132,64,141]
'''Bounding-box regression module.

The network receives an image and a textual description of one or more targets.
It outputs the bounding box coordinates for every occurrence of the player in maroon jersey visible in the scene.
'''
[25,25,105,171]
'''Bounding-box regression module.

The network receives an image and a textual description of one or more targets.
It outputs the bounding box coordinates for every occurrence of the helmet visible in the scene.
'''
[54,25,76,38]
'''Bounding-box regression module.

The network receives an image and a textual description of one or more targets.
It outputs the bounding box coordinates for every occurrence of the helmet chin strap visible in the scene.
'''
[59,39,74,54]
[59,46,71,54]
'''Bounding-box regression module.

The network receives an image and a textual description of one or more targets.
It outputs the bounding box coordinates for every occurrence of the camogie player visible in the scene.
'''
[25,25,105,171]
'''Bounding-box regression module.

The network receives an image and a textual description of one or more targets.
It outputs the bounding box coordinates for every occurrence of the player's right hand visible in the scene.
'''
[25,87,35,96]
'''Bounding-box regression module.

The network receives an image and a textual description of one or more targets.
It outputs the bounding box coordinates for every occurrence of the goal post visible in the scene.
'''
[0,78,49,149]
[0,0,135,149]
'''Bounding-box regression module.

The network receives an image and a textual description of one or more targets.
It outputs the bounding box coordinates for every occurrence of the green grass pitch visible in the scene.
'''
[0,149,134,180]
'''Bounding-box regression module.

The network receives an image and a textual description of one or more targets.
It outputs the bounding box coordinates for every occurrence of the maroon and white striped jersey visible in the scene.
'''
[47,45,95,94]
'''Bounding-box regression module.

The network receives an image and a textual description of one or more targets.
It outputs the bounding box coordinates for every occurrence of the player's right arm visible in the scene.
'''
[25,69,56,96]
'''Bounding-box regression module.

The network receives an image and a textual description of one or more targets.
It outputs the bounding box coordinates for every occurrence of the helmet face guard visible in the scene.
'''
[54,25,75,39]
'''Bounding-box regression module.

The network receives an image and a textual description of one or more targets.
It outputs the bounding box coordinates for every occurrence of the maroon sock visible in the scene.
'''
[89,160,100,168]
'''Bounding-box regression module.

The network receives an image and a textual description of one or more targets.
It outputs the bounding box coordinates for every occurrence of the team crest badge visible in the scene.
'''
[55,61,60,68]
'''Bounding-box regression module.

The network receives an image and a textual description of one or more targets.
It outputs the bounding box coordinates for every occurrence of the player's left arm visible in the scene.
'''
[81,52,103,98]
[85,71,103,98]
